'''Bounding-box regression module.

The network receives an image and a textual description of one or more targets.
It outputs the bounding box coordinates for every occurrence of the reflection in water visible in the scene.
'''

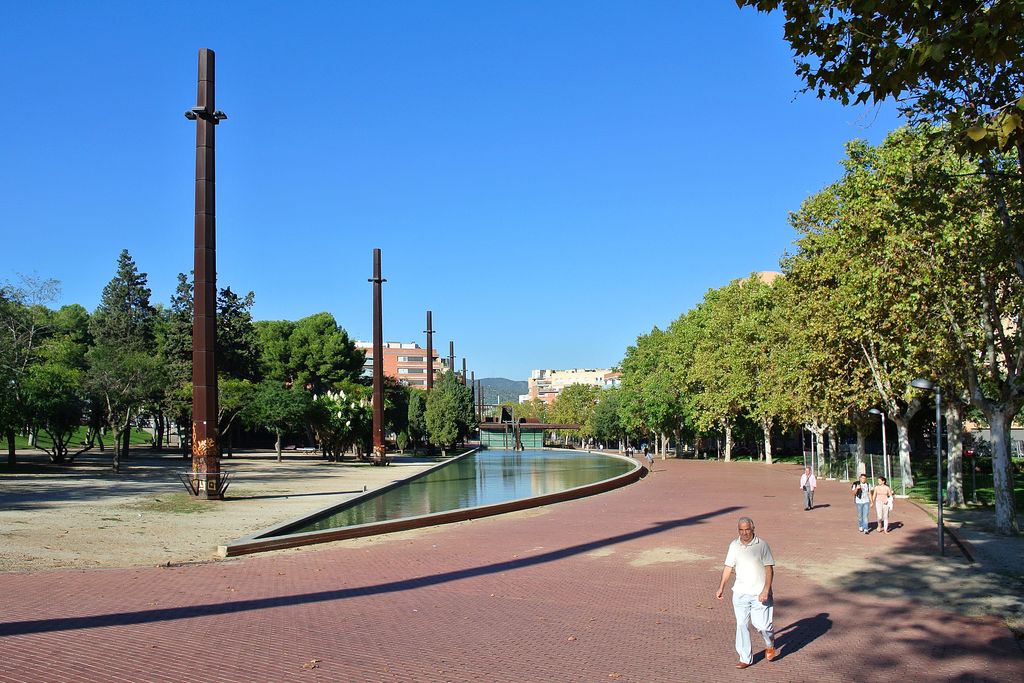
[287,450,633,534]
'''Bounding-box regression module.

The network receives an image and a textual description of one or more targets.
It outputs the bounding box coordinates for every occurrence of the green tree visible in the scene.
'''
[87,250,161,472]
[242,381,311,461]
[157,273,193,452]
[425,371,475,455]
[736,0,1024,159]
[217,286,259,381]
[254,313,363,393]
[407,389,427,449]
[383,376,411,439]
[0,274,60,464]
[619,327,688,454]
[23,305,92,463]
[591,388,624,448]
[549,383,602,445]
[309,383,372,460]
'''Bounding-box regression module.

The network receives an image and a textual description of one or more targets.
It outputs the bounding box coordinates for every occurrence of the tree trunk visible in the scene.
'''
[944,401,965,508]
[813,426,826,475]
[155,411,164,450]
[762,417,773,465]
[855,426,866,478]
[276,429,283,462]
[122,427,130,459]
[723,421,733,462]
[111,427,123,473]
[892,414,914,488]
[986,411,1020,535]
[6,429,15,467]
[828,428,840,479]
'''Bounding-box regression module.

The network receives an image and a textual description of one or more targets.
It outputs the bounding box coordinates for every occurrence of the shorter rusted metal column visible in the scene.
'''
[461,358,467,385]
[369,249,387,465]
[425,310,435,391]
[448,342,455,376]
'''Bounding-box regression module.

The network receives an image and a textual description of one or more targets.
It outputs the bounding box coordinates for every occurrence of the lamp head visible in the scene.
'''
[910,378,935,391]
[868,408,882,416]
[184,110,198,120]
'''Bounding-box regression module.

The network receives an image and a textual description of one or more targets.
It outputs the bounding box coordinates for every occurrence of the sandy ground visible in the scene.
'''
[0,448,436,572]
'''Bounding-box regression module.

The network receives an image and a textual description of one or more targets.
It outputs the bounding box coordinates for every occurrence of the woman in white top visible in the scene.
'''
[871,476,894,534]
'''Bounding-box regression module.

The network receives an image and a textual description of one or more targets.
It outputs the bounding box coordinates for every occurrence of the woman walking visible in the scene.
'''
[871,476,894,534]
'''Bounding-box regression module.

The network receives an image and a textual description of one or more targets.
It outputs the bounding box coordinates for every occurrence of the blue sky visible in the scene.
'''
[1,2,901,380]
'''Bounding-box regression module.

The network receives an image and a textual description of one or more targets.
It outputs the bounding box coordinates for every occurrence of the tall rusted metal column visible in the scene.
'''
[477,379,483,419]
[369,248,387,465]
[448,342,455,376]
[186,48,227,500]
[470,371,475,406]
[461,358,467,385]
[424,310,435,390]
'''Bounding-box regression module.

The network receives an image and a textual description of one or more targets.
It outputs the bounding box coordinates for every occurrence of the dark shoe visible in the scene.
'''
[766,647,777,661]
[735,662,751,669]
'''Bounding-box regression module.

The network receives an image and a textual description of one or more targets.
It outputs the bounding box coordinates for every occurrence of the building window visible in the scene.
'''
[398,367,426,374]
[398,355,426,363]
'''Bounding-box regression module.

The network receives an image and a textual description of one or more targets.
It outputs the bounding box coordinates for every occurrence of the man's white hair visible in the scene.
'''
[738,516,754,529]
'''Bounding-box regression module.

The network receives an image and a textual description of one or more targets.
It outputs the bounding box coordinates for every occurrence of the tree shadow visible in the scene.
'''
[773,612,832,657]
[0,506,741,637]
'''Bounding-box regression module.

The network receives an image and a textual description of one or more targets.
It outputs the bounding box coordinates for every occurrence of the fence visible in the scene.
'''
[802,450,909,495]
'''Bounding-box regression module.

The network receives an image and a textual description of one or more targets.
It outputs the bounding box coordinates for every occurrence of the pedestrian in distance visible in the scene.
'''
[716,516,777,669]
[643,446,653,471]
[799,467,817,510]
[852,473,873,533]
[871,476,894,534]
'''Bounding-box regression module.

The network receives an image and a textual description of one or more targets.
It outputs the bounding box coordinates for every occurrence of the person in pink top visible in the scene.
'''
[799,467,817,510]
[870,476,894,533]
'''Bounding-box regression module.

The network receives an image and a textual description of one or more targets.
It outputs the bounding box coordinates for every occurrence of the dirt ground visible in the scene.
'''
[0,448,436,572]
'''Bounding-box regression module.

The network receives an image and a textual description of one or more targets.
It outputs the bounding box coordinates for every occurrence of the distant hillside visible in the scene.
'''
[478,377,528,405]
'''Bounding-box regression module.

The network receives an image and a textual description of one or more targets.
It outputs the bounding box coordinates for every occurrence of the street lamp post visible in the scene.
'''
[868,408,891,485]
[911,378,943,555]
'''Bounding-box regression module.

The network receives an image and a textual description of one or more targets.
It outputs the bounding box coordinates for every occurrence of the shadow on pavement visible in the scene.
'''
[774,612,832,658]
[0,506,741,637]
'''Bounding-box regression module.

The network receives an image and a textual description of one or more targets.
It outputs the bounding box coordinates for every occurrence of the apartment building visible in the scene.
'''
[355,341,443,388]
[523,368,621,404]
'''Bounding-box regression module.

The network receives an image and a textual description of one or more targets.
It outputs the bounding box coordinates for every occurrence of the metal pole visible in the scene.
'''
[189,48,223,500]
[448,341,455,376]
[462,358,467,385]
[881,411,889,481]
[369,249,387,465]
[425,310,434,391]
[936,388,944,555]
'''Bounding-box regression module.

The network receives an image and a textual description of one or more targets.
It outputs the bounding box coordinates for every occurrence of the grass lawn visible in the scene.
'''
[908,459,1024,509]
[13,426,156,452]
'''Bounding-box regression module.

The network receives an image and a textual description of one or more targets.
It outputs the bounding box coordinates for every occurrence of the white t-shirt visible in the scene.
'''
[724,536,775,596]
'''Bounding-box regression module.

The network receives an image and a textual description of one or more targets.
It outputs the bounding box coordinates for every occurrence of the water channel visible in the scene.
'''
[278,449,635,536]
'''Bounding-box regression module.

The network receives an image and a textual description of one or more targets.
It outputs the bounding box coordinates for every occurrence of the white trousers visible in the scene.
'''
[732,591,774,664]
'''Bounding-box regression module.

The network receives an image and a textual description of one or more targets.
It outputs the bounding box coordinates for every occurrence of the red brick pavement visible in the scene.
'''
[1,459,1020,682]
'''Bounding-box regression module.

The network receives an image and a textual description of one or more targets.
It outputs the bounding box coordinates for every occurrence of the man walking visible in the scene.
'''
[716,516,776,669]
[799,467,817,510]
[852,473,872,533]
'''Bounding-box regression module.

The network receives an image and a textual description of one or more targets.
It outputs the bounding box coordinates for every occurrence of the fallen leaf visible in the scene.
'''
[567,636,577,641]
[302,659,321,670]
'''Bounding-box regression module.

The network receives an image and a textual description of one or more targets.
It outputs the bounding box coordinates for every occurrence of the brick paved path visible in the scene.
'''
[1,459,1020,682]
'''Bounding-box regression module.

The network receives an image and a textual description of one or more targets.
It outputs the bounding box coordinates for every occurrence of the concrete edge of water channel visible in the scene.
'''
[218,449,643,558]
